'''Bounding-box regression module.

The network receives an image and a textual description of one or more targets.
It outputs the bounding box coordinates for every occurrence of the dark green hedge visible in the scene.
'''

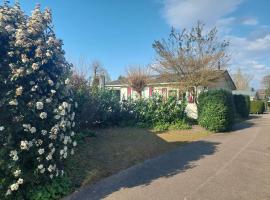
[198,89,235,132]
[233,94,250,118]
[250,100,265,114]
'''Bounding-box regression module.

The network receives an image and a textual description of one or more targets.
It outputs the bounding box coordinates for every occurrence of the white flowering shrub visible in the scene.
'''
[0,2,77,199]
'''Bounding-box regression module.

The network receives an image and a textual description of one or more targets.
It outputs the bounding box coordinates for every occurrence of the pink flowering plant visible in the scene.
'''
[0,2,77,199]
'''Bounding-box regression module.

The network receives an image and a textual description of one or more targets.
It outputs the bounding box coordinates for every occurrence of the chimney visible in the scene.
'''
[99,74,105,88]
[218,61,221,70]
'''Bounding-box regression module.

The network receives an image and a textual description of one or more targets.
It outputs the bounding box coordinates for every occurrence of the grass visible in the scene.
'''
[65,126,210,189]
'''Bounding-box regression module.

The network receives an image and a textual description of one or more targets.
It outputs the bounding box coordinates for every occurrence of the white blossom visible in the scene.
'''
[36,101,44,110]
[46,98,52,103]
[5,189,11,196]
[64,78,70,85]
[38,148,44,155]
[20,141,28,150]
[47,164,54,172]
[0,126,5,131]
[37,164,44,169]
[30,127,36,134]
[71,149,74,155]
[17,178,23,185]
[13,155,19,161]
[72,122,75,127]
[40,112,47,119]
[48,79,54,86]
[62,102,68,108]
[32,63,39,70]
[15,86,23,96]
[41,130,47,135]
[9,99,18,106]
[13,169,21,177]
[10,183,19,191]
[46,154,52,160]
[70,131,75,137]
[21,54,29,63]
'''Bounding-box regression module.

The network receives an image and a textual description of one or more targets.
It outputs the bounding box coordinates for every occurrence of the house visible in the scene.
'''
[106,70,236,102]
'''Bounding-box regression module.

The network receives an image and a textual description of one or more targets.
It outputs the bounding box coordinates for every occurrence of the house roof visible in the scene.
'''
[232,90,256,97]
[106,70,236,90]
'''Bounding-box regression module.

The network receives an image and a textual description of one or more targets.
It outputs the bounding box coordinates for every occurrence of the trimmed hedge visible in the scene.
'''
[198,89,235,132]
[250,100,265,114]
[233,94,250,118]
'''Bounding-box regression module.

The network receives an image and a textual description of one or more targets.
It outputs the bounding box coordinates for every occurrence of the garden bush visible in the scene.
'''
[26,176,71,200]
[72,81,189,129]
[0,3,76,199]
[79,89,121,128]
[233,94,250,118]
[250,100,265,114]
[71,72,124,128]
[198,89,235,132]
[130,95,188,128]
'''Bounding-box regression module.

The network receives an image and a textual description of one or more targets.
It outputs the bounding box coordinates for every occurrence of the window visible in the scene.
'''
[168,90,177,97]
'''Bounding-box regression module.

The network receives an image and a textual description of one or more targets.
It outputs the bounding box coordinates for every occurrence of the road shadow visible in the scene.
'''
[231,114,263,131]
[249,115,263,120]
[65,140,219,200]
[231,121,254,131]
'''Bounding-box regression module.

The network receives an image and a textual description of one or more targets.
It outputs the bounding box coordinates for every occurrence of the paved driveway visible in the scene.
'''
[66,114,270,200]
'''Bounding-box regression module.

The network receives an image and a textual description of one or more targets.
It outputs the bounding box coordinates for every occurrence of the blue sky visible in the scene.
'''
[5,0,270,88]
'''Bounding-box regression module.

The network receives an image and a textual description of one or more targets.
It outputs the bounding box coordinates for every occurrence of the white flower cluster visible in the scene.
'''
[0,3,77,197]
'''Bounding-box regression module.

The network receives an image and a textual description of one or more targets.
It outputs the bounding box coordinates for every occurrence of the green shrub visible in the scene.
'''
[250,100,265,114]
[198,89,235,132]
[168,120,191,130]
[233,95,250,118]
[72,87,122,128]
[72,73,188,128]
[153,120,191,132]
[26,176,71,200]
[132,95,187,126]
[153,122,170,132]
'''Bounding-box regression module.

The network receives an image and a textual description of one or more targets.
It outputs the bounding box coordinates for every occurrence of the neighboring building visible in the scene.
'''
[257,89,270,102]
[106,70,236,102]
[232,89,257,101]
[257,89,266,100]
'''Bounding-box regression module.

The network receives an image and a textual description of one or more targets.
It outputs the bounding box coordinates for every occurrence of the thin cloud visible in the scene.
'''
[162,0,243,28]
[241,17,258,25]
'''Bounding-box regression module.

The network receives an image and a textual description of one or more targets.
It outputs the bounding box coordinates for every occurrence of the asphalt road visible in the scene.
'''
[65,114,270,200]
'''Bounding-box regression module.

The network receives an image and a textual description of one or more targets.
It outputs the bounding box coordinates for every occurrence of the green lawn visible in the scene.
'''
[65,126,210,189]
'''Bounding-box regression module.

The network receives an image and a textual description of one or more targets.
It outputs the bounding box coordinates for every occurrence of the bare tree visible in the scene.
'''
[233,68,253,90]
[126,66,150,98]
[91,60,111,82]
[72,56,91,81]
[262,75,270,98]
[152,22,230,99]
